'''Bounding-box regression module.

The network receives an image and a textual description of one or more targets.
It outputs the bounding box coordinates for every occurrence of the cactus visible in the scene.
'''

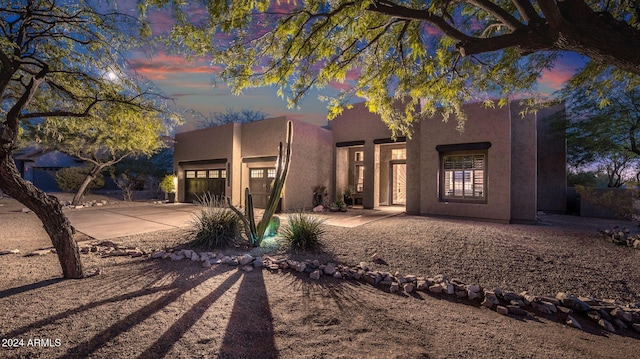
[227,121,293,246]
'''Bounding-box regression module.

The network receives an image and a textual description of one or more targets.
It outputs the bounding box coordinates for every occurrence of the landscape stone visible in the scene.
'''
[253,257,264,268]
[190,252,200,261]
[502,291,521,302]
[610,307,633,323]
[404,283,414,293]
[599,319,616,333]
[0,249,20,255]
[333,272,342,279]
[613,318,628,329]
[506,305,527,316]
[496,306,508,315]
[390,282,399,292]
[241,265,253,272]
[202,260,212,268]
[566,315,583,330]
[309,270,320,280]
[467,284,481,293]
[632,323,640,333]
[428,284,443,293]
[238,254,254,266]
[324,263,336,276]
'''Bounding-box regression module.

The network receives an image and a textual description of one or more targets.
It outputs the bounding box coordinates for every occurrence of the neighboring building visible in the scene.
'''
[174,100,566,223]
[14,147,84,192]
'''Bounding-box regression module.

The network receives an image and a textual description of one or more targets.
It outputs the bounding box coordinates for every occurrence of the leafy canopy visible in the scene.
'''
[140,0,640,136]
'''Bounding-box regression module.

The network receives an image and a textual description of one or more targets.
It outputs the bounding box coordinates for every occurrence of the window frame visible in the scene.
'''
[439,150,487,203]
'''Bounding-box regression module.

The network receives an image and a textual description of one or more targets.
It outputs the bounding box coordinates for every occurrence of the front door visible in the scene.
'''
[249,168,276,208]
[391,163,406,205]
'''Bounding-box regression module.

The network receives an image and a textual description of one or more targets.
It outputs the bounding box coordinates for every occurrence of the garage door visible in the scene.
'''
[249,168,276,209]
[184,169,226,204]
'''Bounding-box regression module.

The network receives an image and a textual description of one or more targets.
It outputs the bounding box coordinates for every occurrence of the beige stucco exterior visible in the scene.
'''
[174,117,333,210]
[173,100,566,223]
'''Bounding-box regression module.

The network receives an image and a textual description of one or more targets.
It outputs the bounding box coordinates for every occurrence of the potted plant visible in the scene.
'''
[333,193,347,212]
[159,174,177,203]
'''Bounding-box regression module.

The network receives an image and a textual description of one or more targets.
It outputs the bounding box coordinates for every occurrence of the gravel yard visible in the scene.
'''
[1,196,639,358]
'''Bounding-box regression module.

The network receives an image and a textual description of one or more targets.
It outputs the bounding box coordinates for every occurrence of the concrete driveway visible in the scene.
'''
[65,203,201,240]
[65,202,405,240]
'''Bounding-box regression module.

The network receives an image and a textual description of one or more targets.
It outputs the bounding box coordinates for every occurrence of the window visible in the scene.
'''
[208,170,219,179]
[196,170,207,178]
[267,168,276,178]
[185,171,196,179]
[250,169,263,179]
[441,153,485,201]
[355,164,364,192]
[391,148,406,160]
[355,151,364,162]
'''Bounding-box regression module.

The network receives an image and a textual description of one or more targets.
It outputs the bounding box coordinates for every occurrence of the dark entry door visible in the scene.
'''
[184,169,226,203]
[249,168,275,208]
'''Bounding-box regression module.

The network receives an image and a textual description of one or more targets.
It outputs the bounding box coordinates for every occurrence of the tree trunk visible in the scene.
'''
[0,152,84,279]
[72,164,103,205]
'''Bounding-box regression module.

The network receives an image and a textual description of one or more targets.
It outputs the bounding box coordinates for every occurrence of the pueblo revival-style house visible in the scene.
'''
[173,100,566,223]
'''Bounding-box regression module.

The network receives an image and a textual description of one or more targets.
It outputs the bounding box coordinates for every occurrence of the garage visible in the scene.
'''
[249,167,276,209]
[184,169,226,203]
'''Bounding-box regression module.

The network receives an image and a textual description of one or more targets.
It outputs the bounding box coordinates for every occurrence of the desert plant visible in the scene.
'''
[190,193,240,249]
[55,166,105,193]
[160,174,176,193]
[228,121,293,246]
[281,212,326,252]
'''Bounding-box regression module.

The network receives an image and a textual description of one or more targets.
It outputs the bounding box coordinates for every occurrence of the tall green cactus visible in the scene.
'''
[227,120,293,246]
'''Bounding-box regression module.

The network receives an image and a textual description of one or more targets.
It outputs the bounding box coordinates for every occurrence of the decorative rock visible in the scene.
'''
[310,270,321,280]
[190,252,200,261]
[566,315,583,330]
[632,323,640,333]
[598,319,616,333]
[390,282,399,292]
[455,290,467,299]
[371,253,382,262]
[417,281,429,291]
[183,249,193,258]
[324,263,336,276]
[613,318,628,329]
[506,305,527,316]
[25,249,53,257]
[242,265,253,272]
[610,307,633,323]
[238,254,254,266]
[202,260,212,268]
[432,274,447,283]
[556,292,591,312]
[496,306,508,315]
[502,291,521,302]
[151,251,165,259]
[0,249,20,255]
[468,290,481,301]
[428,284,443,293]
[333,271,342,279]
[467,284,481,293]
[253,257,264,268]
[445,283,455,295]
[169,253,185,261]
[404,283,414,293]
[210,258,221,265]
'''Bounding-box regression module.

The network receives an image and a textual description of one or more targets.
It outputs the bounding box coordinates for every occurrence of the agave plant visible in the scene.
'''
[227,121,293,246]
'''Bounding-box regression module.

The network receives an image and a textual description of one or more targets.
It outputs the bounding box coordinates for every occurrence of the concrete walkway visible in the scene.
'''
[65,202,405,240]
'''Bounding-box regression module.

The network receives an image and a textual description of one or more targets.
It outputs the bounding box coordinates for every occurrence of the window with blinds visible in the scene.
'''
[442,154,485,200]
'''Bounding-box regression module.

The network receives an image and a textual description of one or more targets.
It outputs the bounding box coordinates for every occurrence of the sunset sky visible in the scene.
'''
[124,4,588,133]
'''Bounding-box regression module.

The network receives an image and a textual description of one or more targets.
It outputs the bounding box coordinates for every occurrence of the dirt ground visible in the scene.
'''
[1,195,640,358]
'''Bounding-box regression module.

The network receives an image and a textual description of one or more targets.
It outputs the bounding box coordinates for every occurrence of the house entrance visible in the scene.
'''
[391,162,406,205]
[249,167,276,208]
[184,169,226,203]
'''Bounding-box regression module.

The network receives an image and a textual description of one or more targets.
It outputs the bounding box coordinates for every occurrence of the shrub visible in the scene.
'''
[55,166,105,192]
[281,212,326,252]
[190,193,240,249]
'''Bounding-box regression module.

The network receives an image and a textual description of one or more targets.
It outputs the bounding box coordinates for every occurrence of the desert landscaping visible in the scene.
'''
[1,194,640,358]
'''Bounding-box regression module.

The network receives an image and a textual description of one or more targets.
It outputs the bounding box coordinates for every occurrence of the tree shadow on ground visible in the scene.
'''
[217,270,278,359]
[0,278,64,299]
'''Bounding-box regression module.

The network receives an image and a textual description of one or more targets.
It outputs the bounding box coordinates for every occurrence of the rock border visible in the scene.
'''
[144,248,640,336]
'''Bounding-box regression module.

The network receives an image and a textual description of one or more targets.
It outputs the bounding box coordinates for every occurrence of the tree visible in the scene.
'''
[560,68,640,187]
[109,154,170,201]
[141,0,640,136]
[0,1,174,278]
[35,103,170,205]
[195,107,268,129]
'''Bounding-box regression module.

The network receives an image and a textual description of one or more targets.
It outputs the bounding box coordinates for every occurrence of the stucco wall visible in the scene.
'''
[509,103,537,223]
[537,104,567,213]
[416,102,513,222]
[174,123,235,203]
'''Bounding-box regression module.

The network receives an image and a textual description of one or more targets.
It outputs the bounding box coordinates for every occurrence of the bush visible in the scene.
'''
[55,166,104,192]
[281,212,326,252]
[190,193,240,249]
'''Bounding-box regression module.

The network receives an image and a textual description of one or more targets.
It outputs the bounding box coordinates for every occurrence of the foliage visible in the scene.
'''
[195,107,268,129]
[160,174,177,193]
[559,72,640,187]
[575,185,635,219]
[227,121,293,246]
[281,212,326,252]
[109,155,168,201]
[567,170,605,188]
[190,193,240,249]
[0,0,179,277]
[142,0,640,136]
[55,166,105,193]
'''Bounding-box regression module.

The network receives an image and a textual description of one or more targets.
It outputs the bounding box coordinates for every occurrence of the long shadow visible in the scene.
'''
[0,278,64,299]
[60,265,235,358]
[218,270,278,359]
[136,270,243,359]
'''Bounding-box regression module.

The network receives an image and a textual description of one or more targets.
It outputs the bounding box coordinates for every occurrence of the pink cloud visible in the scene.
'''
[538,61,577,91]
[128,53,220,80]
